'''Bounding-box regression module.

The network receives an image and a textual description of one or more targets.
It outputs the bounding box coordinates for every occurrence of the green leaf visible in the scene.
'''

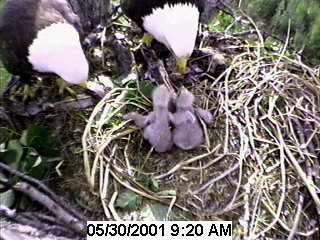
[208,11,234,32]
[150,179,160,192]
[125,80,155,101]
[141,203,169,221]
[0,128,12,144]
[0,190,15,208]
[115,190,142,210]
[20,126,59,157]
[0,61,11,94]
[158,190,177,197]
[0,173,15,208]
[137,175,160,192]
[137,81,155,99]
[21,149,47,179]
[2,140,24,165]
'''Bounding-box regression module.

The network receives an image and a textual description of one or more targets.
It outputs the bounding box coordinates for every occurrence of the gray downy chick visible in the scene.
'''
[170,87,213,150]
[124,85,173,153]
[195,107,214,125]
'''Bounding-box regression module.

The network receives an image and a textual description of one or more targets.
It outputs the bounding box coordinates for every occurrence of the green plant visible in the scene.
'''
[0,62,11,94]
[243,0,320,65]
[208,11,234,32]
[0,126,60,207]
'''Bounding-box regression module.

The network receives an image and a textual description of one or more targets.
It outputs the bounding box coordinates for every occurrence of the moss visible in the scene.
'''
[243,0,320,65]
[245,0,280,19]
[309,15,320,64]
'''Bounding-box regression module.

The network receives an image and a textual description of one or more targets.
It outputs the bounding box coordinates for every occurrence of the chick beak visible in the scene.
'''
[142,33,154,46]
[176,57,188,74]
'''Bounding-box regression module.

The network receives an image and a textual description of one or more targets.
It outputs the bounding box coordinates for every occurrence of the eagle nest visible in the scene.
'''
[82,15,320,239]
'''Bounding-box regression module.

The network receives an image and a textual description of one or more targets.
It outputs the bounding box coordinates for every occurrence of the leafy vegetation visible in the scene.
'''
[115,190,142,210]
[0,1,11,93]
[0,126,59,207]
[242,0,320,65]
[208,11,234,32]
[0,64,11,95]
[1,125,59,176]
[208,11,249,33]
[0,0,4,9]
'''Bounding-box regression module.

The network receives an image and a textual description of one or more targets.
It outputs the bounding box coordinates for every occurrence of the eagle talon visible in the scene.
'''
[56,79,77,97]
[22,85,37,101]
[142,33,154,46]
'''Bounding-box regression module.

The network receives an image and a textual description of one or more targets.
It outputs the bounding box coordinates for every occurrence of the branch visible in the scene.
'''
[0,163,88,237]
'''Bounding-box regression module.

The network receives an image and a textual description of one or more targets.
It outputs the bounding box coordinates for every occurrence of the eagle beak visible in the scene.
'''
[142,33,153,46]
[79,82,87,89]
[176,57,188,74]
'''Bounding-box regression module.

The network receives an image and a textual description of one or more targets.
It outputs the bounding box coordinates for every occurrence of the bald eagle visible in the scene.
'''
[121,0,204,74]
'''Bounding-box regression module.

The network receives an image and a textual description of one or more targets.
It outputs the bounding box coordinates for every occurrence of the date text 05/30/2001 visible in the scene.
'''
[87,221,232,240]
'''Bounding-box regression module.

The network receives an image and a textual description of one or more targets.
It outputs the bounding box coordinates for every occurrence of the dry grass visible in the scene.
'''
[81,14,320,239]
